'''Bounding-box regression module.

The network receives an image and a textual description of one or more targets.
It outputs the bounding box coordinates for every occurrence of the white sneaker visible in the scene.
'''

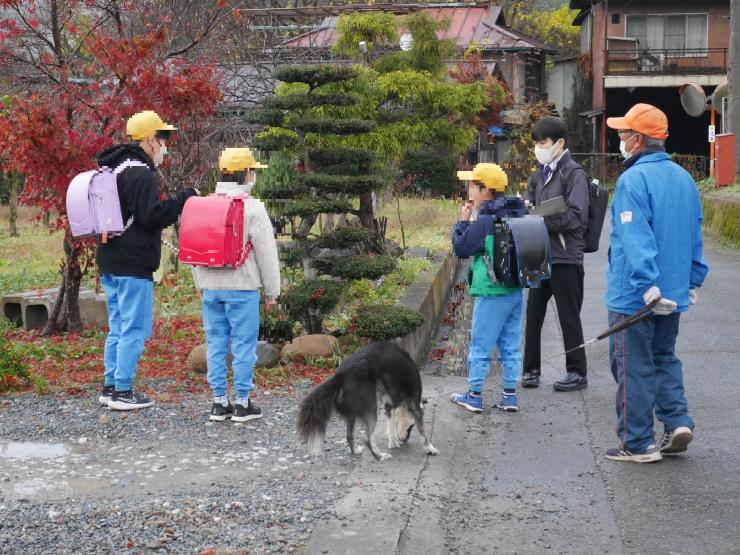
[660,426,693,455]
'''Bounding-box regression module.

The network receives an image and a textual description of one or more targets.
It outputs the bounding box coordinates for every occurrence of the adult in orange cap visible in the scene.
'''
[602,103,709,463]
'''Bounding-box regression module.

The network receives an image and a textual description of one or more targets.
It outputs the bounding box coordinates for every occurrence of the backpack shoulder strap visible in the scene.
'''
[112,159,149,175]
[108,159,149,232]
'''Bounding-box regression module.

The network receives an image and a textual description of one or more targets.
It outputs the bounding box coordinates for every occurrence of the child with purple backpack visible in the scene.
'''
[94,111,198,410]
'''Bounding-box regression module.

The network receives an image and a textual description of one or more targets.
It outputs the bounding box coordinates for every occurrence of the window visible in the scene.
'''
[612,13,620,24]
[625,13,708,52]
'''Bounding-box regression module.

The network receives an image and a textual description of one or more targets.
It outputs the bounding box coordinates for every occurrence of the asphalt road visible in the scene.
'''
[307,226,740,555]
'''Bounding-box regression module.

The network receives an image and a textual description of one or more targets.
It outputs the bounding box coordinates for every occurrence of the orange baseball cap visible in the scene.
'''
[606,103,668,140]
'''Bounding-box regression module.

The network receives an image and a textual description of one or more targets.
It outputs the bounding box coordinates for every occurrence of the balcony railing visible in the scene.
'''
[605,48,728,76]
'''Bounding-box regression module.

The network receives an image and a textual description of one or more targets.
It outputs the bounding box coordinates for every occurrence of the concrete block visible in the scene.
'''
[1,288,108,330]
[395,251,459,367]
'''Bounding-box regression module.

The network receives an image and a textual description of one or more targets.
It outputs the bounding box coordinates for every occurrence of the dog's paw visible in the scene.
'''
[378,452,392,461]
[424,444,440,456]
[351,446,364,455]
[388,439,401,449]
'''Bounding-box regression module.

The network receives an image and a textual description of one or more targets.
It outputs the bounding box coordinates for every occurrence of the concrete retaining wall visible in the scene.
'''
[395,251,460,367]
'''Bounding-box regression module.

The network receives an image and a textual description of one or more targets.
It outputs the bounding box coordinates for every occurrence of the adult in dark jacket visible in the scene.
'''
[97,110,198,411]
[523,117,590,391]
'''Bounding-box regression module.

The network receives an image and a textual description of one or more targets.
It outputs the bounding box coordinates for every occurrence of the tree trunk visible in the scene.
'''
[8,183,18,238]
[358,192,375,229]
[42,231,85,335]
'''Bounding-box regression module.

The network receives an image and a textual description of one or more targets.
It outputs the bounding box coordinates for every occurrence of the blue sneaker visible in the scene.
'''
[495,392,518,412]
[451,391,483,413]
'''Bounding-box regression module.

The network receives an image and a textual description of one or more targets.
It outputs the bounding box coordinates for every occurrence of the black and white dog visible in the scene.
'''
[297,342,439,460]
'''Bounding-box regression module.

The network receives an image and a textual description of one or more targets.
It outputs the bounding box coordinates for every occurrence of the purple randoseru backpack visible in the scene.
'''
[66,160,146,242]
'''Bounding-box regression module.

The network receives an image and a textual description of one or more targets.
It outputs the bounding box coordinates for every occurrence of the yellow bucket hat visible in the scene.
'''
[126,110,177,141]
[219,148,269,173]
[457,163,508,192]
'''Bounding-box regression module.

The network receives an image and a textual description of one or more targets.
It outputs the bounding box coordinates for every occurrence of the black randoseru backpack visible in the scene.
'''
[559,164,609,254]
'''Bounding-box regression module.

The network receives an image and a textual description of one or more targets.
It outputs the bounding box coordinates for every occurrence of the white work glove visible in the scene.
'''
[643,286,677,316]
[688,288,698,305]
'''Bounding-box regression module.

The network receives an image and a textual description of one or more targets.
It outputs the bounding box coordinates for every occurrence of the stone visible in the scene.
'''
[384,238,404,257]
[281,334,339,359]
[406,247,430,259]
[187,344,208,374]
[188,342,275,372]
[256,341,279,368]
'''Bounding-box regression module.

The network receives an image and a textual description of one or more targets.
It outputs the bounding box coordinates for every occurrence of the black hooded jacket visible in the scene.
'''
[95,144,196,279]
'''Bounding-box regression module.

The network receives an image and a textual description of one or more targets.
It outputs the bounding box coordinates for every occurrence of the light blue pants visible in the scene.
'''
[467,291,524,392]
[102,275,154,391]
[202,289,260,398]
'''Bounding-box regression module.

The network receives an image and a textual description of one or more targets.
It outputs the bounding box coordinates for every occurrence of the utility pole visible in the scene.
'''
[729,0,740,172]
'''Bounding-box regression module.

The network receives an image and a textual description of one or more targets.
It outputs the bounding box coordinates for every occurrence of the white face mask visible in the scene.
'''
[152,141,167,167]
[619,134,637,160]
[534,140,562,166]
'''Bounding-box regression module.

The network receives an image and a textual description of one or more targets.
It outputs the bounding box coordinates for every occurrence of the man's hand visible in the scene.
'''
[688,288,698,305]
[264,296,278,312]
[461,201,473,222]
[643,286,677,316]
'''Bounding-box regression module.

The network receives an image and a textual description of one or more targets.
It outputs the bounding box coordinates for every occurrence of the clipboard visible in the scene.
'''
[529,195,568,217]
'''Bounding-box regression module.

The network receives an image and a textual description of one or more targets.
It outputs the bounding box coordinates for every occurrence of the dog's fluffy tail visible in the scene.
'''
[297,375,341,456]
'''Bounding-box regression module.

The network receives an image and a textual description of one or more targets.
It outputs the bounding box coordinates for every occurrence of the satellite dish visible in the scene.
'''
[679,83,708,117]
[711,80,729,115]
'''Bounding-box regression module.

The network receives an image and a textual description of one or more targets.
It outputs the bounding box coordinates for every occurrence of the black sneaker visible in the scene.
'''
[521,371,540,388]
[232,399,262,423]
[660,426,693,455]
[98,385,115,406]
[209,401,234,422]
[108,390,155,411]
[605,444,662,463]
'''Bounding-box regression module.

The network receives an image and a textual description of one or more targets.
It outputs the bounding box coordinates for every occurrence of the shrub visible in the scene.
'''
[315,226,373,248]
[292,118,376,135]
[307,147,374,167]
[319,255,397,280]
[297,173,385,195]
[252,127,300,152]
[263,93,359,110]
[284,279,345,315]
[0,322,32,392]
[400,148,457,196]
[354,305,424,340]
[281,198,354,218]
[245,109,285,126]
[273,64,358,87]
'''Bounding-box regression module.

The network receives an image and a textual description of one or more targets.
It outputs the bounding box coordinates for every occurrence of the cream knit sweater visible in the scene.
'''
[191,182,281,297]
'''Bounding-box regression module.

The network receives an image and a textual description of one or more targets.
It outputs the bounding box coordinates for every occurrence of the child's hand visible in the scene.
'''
[265,296,278,312]
[461,201,473,221]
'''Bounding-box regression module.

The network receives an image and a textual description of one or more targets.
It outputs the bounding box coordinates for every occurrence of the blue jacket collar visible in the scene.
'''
[623,147,668,169]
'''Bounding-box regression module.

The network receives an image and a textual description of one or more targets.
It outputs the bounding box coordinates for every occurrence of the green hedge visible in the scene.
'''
[281,198,354,218]
[354,305,424,341]
[284,279,345,315]
[702,194,740,248]
[245,109,284,126]
[315,226,373,248]
[307,147,374,167]
[252,128,300,152]
[273,65,358,87]
[297,173,384,195]
[263,93,358,111]
[317,255,397,280]
[292,118,376,135]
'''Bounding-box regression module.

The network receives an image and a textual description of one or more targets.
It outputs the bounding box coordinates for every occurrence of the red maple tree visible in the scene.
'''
[0,0,229,333]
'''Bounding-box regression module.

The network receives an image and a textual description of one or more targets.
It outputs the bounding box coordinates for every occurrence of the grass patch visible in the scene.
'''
[378,196,458,253]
